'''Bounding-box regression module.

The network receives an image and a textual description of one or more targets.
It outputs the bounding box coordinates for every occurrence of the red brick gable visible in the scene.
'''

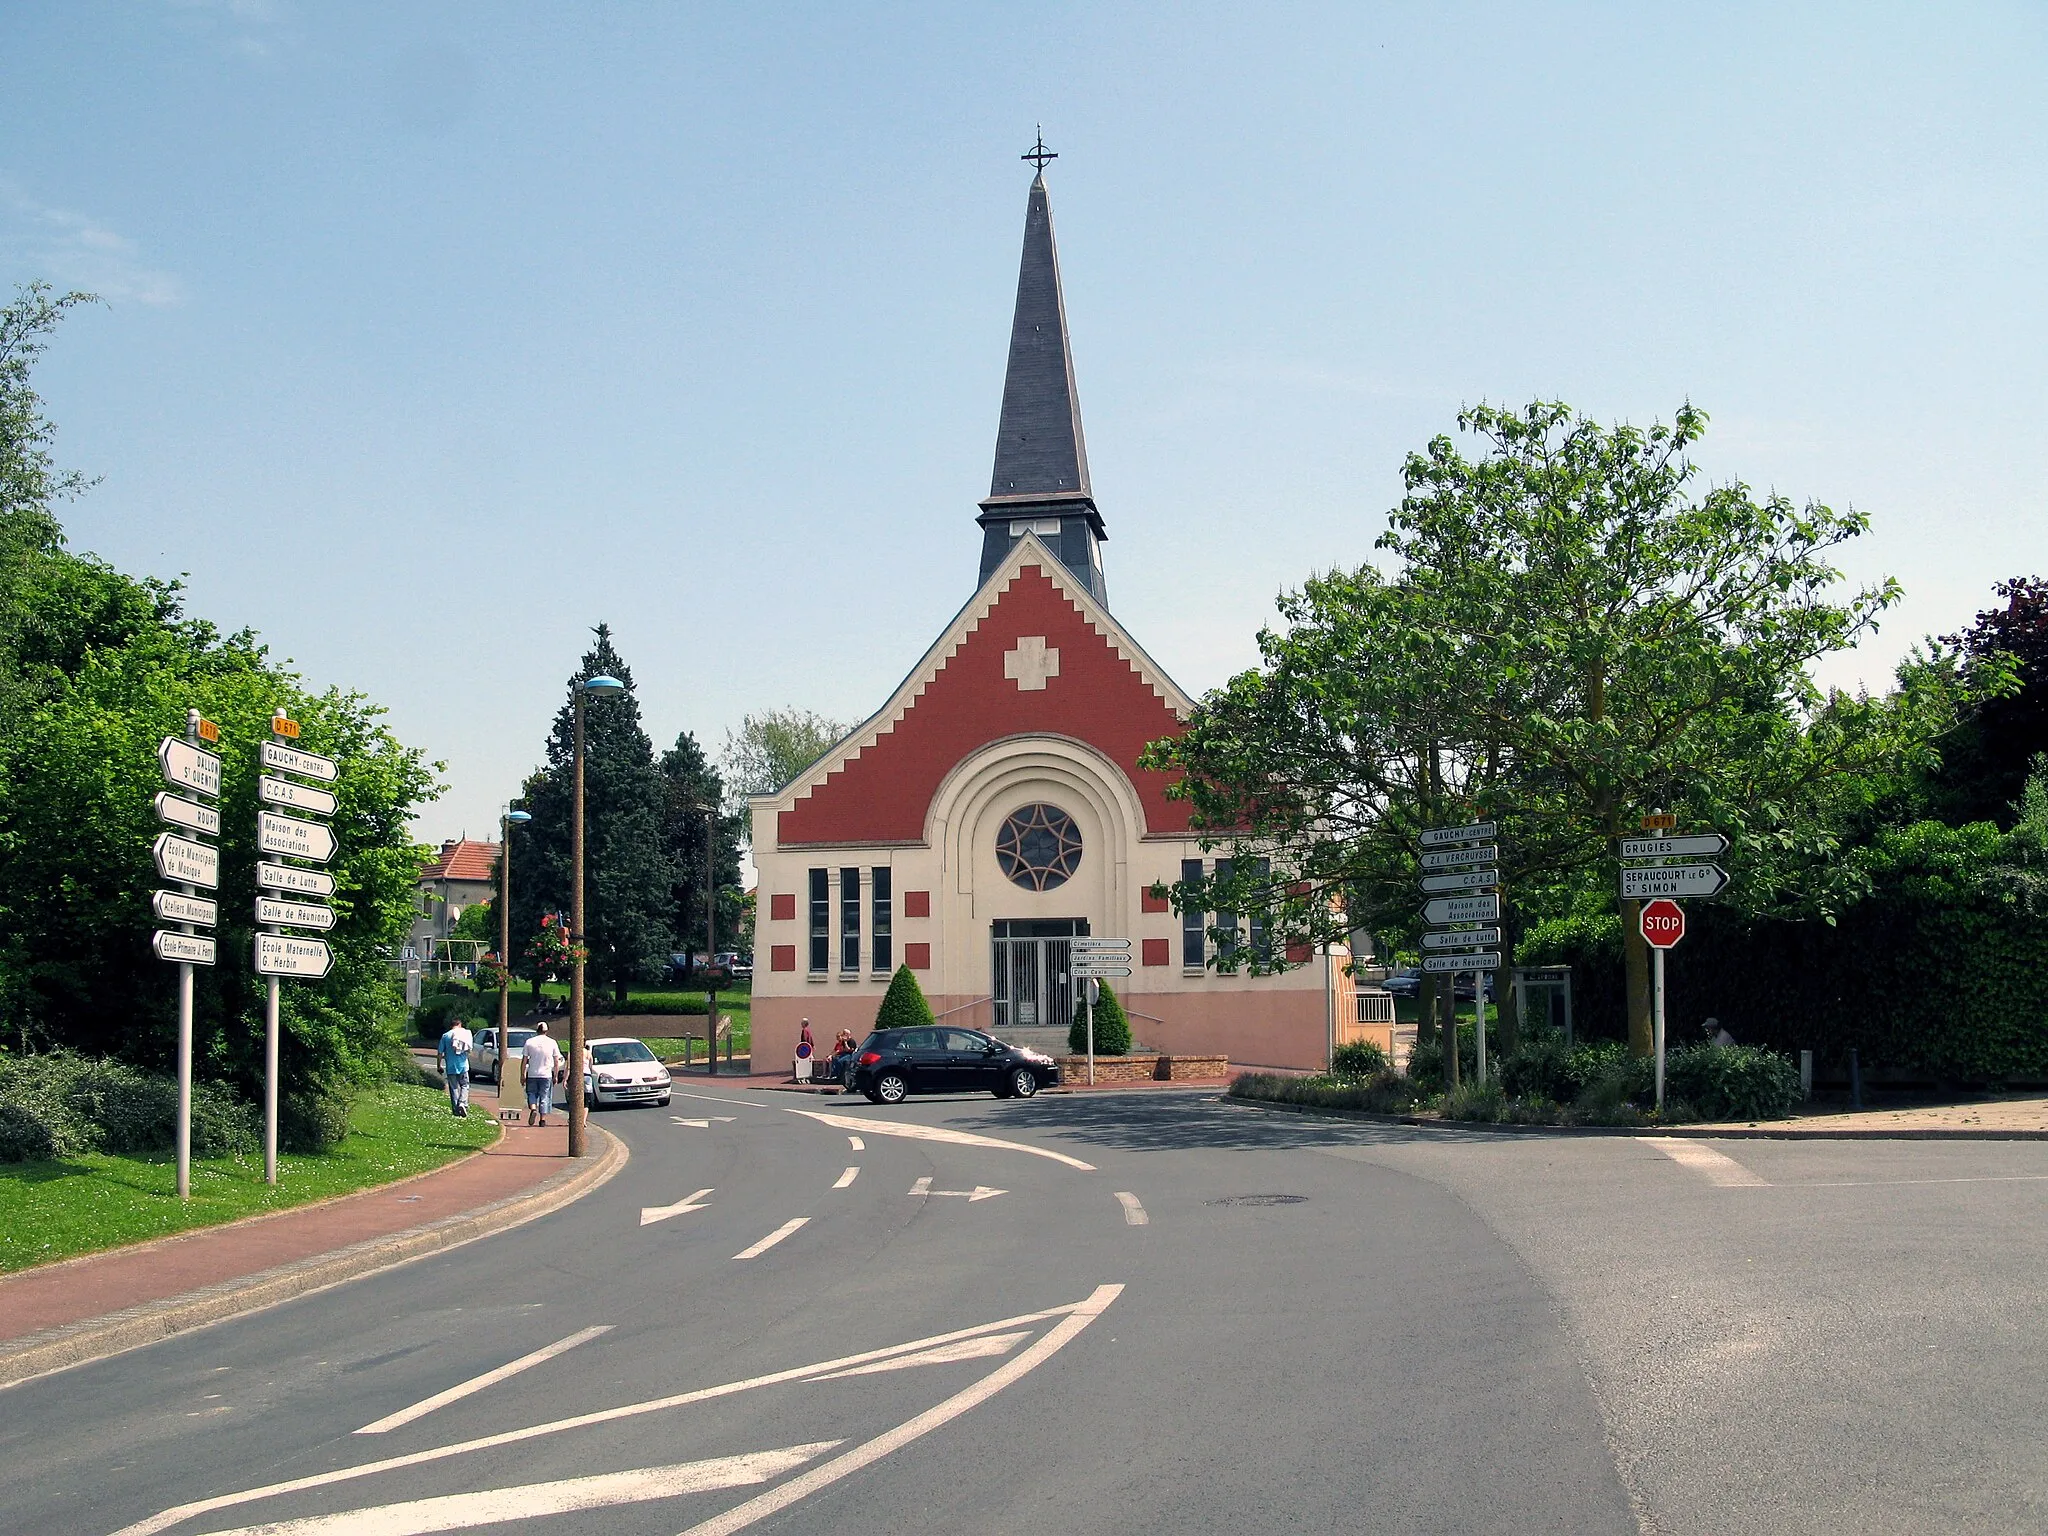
[777,563,1192,846]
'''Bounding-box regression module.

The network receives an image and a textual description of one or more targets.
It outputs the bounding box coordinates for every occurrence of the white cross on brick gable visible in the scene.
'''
[1003,635,1060,691]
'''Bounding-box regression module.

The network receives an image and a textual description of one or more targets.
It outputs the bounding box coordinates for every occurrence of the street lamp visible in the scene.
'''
[570,674,624,1158]
[497,806,531,1120]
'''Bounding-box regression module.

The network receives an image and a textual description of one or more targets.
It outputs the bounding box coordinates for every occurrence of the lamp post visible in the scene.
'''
[570,674,625,1158]
[497,806,531,1119]
[703,804,718,1076]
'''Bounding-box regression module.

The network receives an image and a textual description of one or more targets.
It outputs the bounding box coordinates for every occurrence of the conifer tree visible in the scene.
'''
[1069,980,1132,1055]
[874,964,935,1031]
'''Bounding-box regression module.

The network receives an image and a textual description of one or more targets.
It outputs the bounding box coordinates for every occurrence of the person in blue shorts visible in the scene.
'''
[521,1020,564,1127]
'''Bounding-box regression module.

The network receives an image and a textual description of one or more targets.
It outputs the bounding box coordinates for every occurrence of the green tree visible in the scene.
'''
[1069,980,1131,1055]
[720,708,850,817]
[507,626,674,1005]
[657,729,746,972]
[1150,401,1986,1058]
[874,964,935,1030]
[1922,577,2048,827]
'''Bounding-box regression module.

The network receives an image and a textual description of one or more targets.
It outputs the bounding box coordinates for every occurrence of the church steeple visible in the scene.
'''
[978,136,1108,606]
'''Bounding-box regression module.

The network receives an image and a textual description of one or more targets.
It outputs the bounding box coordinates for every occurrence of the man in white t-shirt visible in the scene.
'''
[521,1021,565,1127]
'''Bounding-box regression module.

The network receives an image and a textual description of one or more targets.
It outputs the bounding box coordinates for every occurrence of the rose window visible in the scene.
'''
[995,804,1083,892]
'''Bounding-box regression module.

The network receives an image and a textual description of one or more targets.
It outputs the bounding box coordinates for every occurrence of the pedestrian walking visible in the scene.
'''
[522,1020,564,1127]
[439,1017,474,1117]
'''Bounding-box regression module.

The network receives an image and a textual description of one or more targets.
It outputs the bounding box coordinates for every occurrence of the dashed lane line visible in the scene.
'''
[193,1443,842,1536]
[834,1166,859,1189]
[1114,1192,1148,1226]
[847,1135,864,1151]
[733,1218,809,1260]
[355,1326,612,1435]
[1643,1137,1768,1187]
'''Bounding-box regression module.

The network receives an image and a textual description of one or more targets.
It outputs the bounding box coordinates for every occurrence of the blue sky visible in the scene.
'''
[5,3,2043,844]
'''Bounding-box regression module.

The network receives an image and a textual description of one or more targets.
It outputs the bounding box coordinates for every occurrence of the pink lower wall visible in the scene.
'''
[753,986,1329,1077]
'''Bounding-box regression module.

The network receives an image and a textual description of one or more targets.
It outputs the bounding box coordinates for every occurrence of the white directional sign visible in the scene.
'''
[258,774,338,817]
[153,890,218,927]
[1420,821,1497,848]
[258,809,336,863]
[261,740,339,783]
[153,832,220,889]
[154,930,217,965]
[1423,950,1501,973]
[1421,927,1502,950]
[1423,893,1500,926]
[1071,937,1133,951]
[1620,834,1729,861]
[258,861,336,897]
[256,895,336,931]
[1620,863,1728,899]
[1421,844,1498,871]
[154,791,221,837]
[1070,962,1131,977]
[157,737,222,797]
[1420,867,1499,893]
[255,932,333,978]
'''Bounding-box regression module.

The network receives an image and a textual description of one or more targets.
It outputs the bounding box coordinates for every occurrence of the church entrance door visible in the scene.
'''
[990,918,1090,1036]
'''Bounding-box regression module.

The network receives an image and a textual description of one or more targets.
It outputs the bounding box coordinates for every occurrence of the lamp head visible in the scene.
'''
[505,809,532,824]
[581,675,625,694]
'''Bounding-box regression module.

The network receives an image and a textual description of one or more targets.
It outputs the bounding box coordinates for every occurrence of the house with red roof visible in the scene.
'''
[410,838,500,958]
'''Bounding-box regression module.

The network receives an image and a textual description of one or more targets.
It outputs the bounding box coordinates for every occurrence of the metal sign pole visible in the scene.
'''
[1652,944,1666,1113]
[176,709,201,1200]
[1475,969,1487,1088]
[263,714,284,1184]
[1085,978,1096,1087]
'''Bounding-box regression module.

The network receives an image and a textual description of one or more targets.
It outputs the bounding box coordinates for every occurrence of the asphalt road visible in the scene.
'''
[3,1088,2044,1535]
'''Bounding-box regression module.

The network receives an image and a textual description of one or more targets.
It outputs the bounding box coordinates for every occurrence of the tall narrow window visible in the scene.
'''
[1181,858,1206,970]
[871,867,893,973]
[808,869,829,973]
[840,867,861,973]
[1214,857,1240,970]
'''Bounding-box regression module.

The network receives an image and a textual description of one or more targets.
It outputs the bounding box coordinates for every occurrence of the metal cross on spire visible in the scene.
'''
[1022,127,1057,174]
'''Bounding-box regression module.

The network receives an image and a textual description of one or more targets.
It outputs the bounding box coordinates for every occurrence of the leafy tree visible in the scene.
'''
[874,964,934,1030]
[1068,980,1131,1055]
[1150,401,1985,1057]
[1924,577,2048,826]
[721,708,850,816]
[506,627,674,1005]
[452,898,497,944]
[657,730,746,973]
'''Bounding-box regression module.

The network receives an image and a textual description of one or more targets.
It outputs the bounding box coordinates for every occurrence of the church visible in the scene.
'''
[749,151,1356,1074]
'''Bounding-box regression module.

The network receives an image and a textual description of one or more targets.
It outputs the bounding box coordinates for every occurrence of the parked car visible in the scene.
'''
[1383,967,1422,999]
[713,951,753,983]
[468,1026,536,1084]
[848,1027,1060,1104]
[584,1037,672,1109]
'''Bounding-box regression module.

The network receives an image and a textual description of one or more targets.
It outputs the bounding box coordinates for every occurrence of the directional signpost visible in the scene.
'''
[1620,821,1726,1111]
[1418,823,1503,1089]
[252,714,339,1185]
[1069,938,1132,1085]
[154,712,221,1200]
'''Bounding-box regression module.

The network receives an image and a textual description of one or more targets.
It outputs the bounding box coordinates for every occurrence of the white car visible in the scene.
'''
[585,1037,673,1109]
[468,1026,536,1085]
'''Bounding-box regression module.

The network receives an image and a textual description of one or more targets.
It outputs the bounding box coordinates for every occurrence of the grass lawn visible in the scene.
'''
[0,1083,498,1275]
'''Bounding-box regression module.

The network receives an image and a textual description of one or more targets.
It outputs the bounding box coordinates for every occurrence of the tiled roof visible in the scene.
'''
[419,838,499,884]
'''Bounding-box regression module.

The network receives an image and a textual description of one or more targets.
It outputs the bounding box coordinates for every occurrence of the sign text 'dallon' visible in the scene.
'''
[158,737,222,798]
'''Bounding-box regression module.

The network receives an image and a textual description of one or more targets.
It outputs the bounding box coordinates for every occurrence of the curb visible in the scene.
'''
[0,1125,628,1393]
[1223,1095,2048,1141]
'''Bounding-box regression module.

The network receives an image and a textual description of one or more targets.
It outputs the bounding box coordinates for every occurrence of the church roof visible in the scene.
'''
[982,172,1094,515]
[767,534,1194,848]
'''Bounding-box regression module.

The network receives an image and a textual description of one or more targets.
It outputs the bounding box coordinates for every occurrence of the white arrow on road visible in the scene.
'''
[639,1187,714,1226]
[909,1176,1006,1201]
[670,1116,736,1128]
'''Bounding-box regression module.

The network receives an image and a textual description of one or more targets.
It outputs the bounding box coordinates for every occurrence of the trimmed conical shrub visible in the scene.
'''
[1069,980,1132,1055]
[875,964,936,1031]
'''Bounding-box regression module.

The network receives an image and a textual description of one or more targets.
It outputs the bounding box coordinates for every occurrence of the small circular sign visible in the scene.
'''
[1640,898,1686,949]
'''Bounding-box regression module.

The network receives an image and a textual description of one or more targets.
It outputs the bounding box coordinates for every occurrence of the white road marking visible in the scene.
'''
[676,1284,1124,1536]
[847,1134,864,1151]
[910,1183,1005,1201]
[733,1218,808,1259]
[909,1175,932,1197]
[834,1166,859,1189]
[110,1299,1095,1536]
[1793,1173,2048,1189]
[788,1107,1095,1170]
[354,1326,612,1435]
[671,1116,737,1127]
[806,1332,1027,1381]
[1115,1191,1148,1226]
[191,1443,840,1536]
[1643,1138,1768,1187]
[640,1188,715,1226]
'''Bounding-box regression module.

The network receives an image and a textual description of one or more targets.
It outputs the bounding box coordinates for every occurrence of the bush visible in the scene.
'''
[1228,1070,1423,1116]
[281,1088,354,1153]
[0,1101,58,1162]
[1442,1081,1507,1122]
[0,1051,259,1161]
[1330,1040,1389,1081]
[1499,1031,1573,1101]
[1567,1053,1656,1125]
[875,965,935,1031]
[1405,1030,1494,1095]
[1069,981,1132,1055]
[1664,1043,1801,1121]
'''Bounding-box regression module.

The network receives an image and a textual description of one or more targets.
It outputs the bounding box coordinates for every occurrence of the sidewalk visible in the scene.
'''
[0,1103,622,1387]
[1698,1095,2048,1136]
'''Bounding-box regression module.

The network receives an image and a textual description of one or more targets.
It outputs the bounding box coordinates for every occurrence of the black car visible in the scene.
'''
[848,1027,1061,1103]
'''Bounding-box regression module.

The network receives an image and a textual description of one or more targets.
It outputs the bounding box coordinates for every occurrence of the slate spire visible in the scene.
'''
[978,150,1108,606]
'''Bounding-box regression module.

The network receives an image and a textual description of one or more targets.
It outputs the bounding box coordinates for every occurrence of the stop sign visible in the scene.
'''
[1640,898,1685,949]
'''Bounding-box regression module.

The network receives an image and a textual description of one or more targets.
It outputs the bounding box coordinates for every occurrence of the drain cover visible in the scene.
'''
[1205,1194,1308,1207]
